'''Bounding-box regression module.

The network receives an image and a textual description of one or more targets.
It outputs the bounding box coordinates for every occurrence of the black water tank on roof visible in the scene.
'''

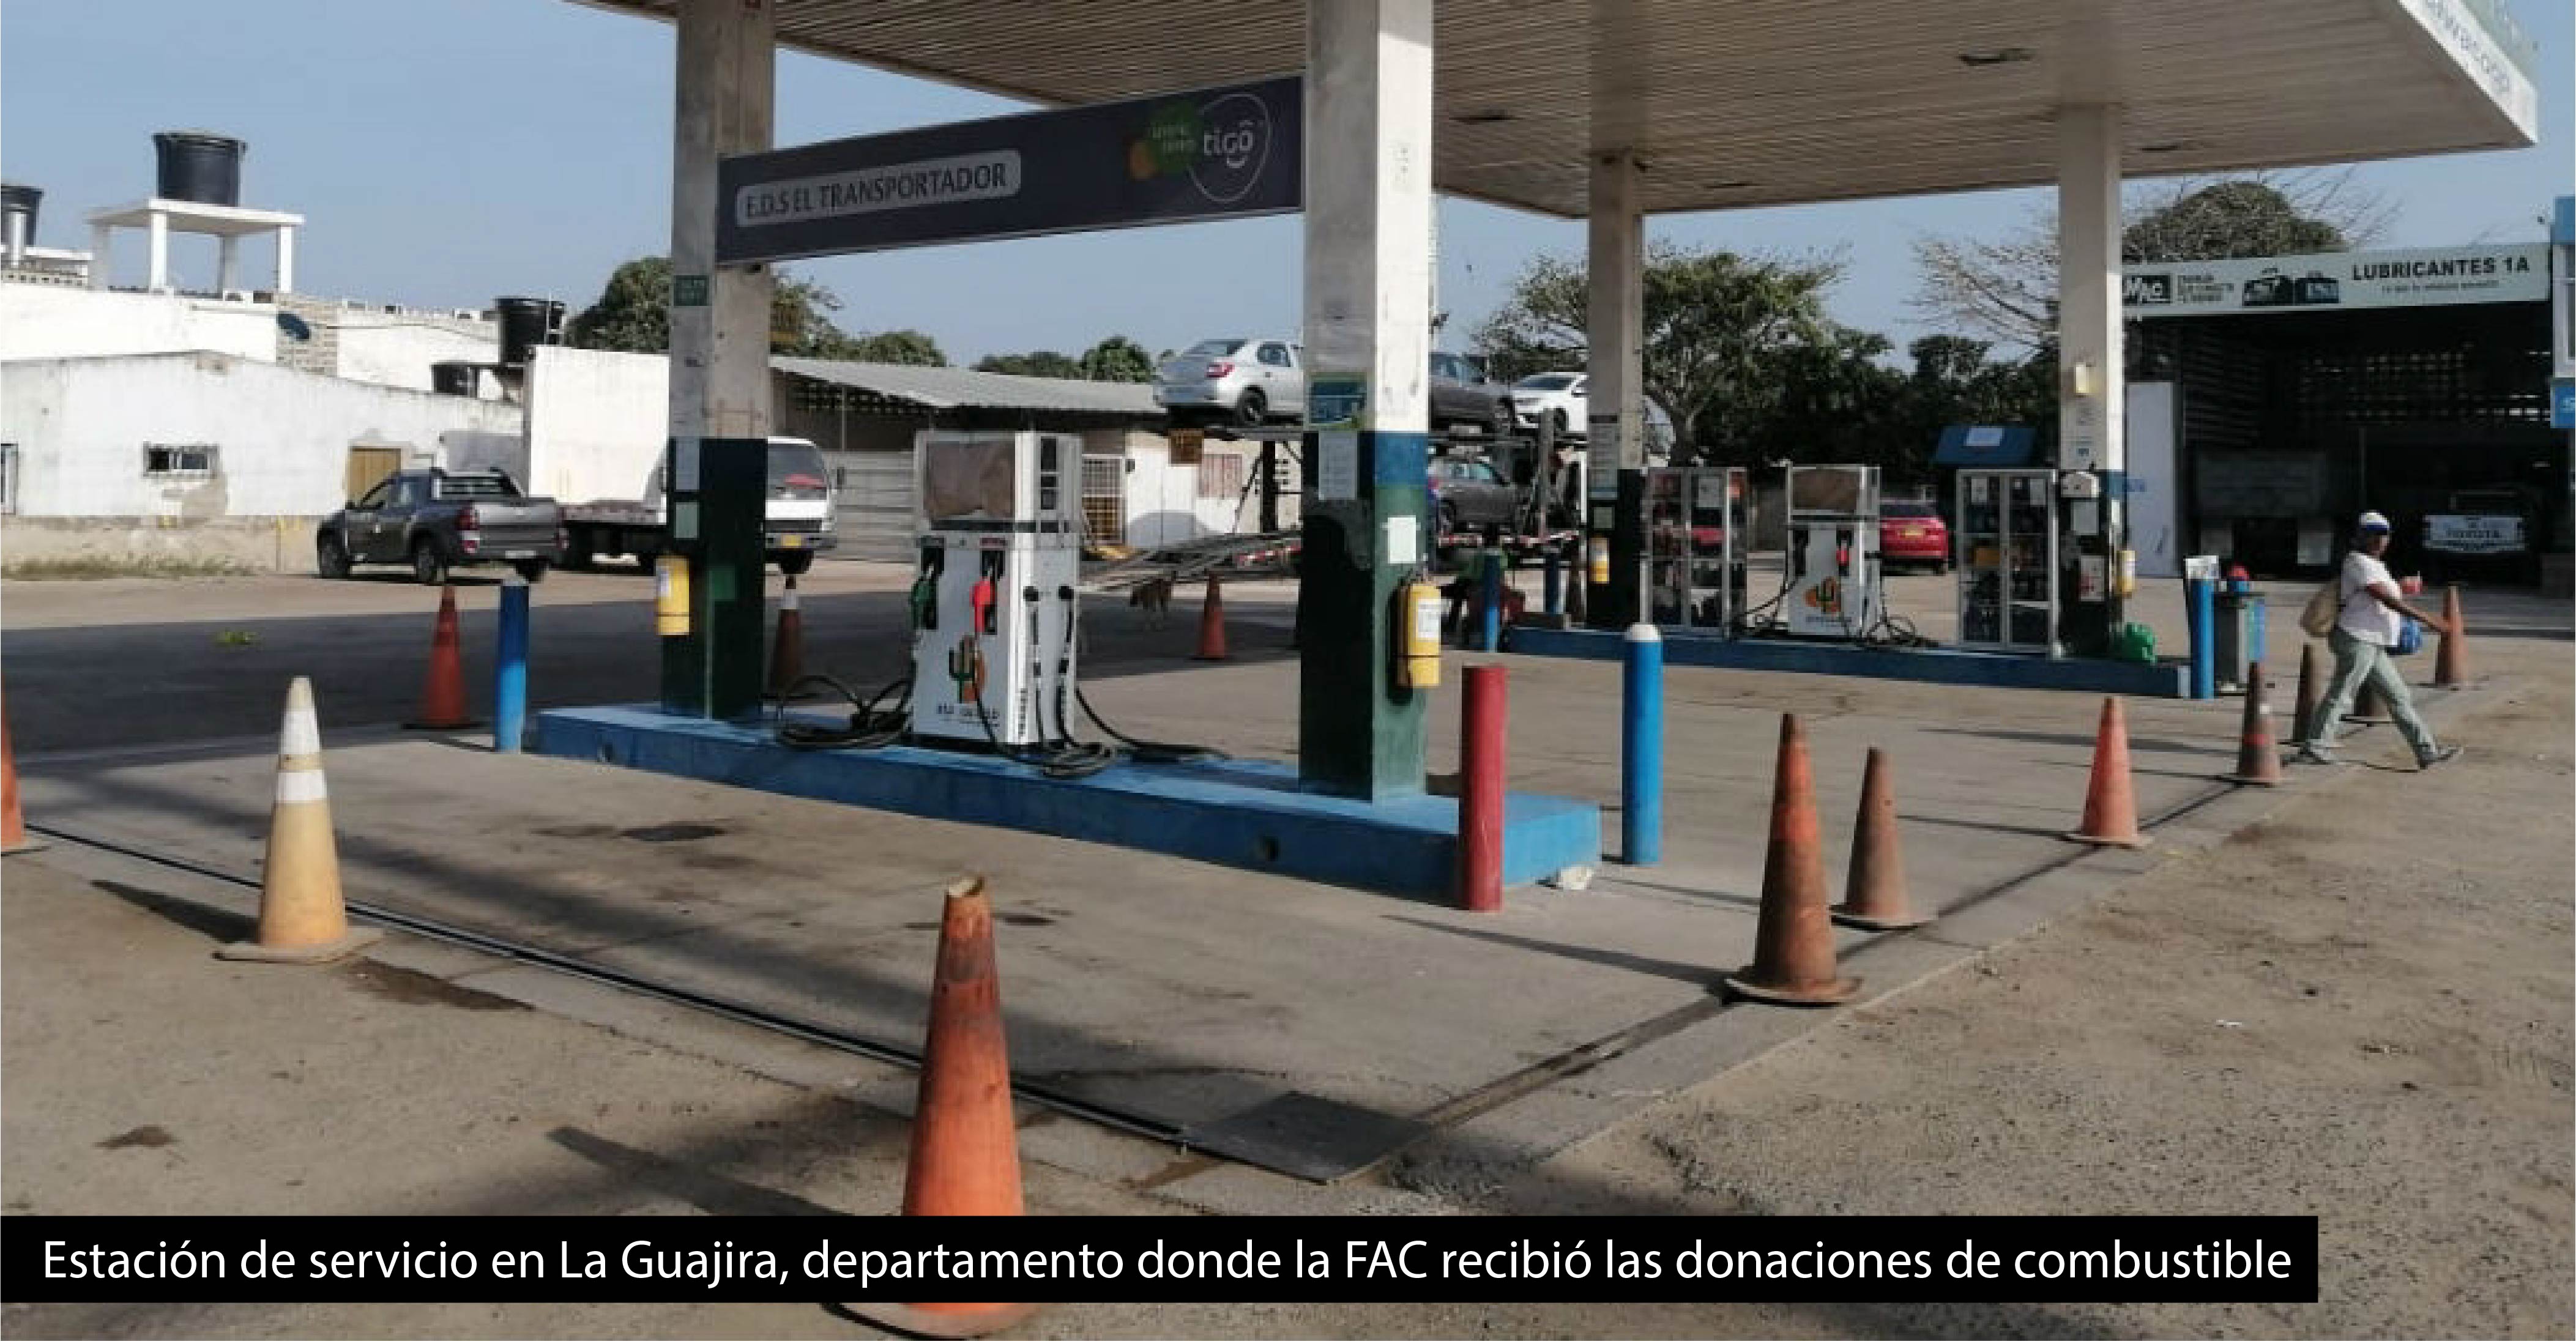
[431,362,483,396]
[494,297,565,367]
[2,183,40,250]
[154,132,245,206]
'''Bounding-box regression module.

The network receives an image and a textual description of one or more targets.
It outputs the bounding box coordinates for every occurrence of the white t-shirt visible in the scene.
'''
[2337,551,2400,646]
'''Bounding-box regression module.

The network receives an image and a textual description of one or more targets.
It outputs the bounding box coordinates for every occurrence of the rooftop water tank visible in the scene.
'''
[494,297,565,367]
[154,132,245,207]
[1,183,38,261]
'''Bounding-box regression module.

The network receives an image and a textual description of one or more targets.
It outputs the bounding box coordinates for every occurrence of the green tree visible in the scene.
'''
[975,350,1085,379]
[838,329,947,366]
[1911,170,2391,349]
[564,256,920,359]
[1079,335,1156,382]
[1472,244,1845,459]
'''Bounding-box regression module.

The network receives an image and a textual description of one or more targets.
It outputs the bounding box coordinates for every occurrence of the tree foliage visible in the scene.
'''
[1911,170,2392,350]
[1472,245,1847,457]
[975,350,1085,379]
[1079,335,1157,382]
[564,256,945,363]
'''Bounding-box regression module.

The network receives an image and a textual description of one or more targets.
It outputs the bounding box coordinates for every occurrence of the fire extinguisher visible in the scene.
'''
[1395,574,1443,689]
[654,553,690,636]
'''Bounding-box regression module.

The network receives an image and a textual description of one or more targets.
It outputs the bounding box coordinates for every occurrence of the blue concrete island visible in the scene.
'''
[537,705,1602,902]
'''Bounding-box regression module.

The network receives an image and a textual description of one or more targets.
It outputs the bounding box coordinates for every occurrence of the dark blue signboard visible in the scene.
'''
[717,76,1302,264]
[1931,424,2039,467]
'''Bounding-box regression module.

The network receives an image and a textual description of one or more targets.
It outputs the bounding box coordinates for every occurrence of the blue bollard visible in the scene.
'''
[1542,546,1564,617]
[1479,551,1504,653]
[1621,622,1663,866]
[2185,576,2216,700]
[494,576,530,753]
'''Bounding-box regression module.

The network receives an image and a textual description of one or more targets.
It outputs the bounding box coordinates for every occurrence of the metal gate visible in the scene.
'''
[826,449,918,562]
[1081,455,1125,546]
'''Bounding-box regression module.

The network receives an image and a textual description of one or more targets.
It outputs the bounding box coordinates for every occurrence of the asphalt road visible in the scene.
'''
[0,565,1299,755]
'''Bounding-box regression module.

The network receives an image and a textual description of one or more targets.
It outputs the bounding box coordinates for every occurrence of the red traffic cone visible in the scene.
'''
[846,878,1041,1339]
[2221,661,2284,786]
[1725,715,1859,1005]
[1832,748,1925,930]
[1191,573,1230,661]
[2433,584,2468,689]
[404,587,478,730]
[2287,643,2322,748]
[767,575,806,699]
[2064,697,2150,848]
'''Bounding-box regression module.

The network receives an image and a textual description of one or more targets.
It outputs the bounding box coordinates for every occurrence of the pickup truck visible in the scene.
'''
[316,468,565,585]
[2421,488,2539,585]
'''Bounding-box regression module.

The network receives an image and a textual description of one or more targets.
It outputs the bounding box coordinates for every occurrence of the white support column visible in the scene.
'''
[2056,104,2122,478]
[1297,0,1435,800]
[146,210,169,292]
[217,236,240,293]
[275,226,296,294]
[2057,102,2127,639]
[1584,149,1645,626]
[670,0,776,442]
[88,223,111,289]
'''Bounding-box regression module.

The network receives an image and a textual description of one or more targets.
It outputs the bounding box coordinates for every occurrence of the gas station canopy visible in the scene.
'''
[573,0,2537,216]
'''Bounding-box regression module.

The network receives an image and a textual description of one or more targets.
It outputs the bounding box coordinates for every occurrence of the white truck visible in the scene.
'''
[551,436,837,576]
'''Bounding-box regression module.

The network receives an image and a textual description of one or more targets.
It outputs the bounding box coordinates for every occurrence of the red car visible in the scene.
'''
[1880,500,1949,573]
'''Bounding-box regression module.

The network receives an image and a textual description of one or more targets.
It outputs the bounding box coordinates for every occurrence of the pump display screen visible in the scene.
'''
[921,440,1019,520]
[1789,466,1870,515]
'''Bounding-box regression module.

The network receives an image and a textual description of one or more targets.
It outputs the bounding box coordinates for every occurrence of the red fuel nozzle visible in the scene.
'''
[970,577,995,634]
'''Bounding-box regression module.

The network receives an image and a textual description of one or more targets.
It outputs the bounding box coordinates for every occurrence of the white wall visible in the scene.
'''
[0,283,277,363]
[0,352,522,518]
[2126,381,2180,578]
[331,316,499,393]
[1111,430,1257,546]
[522,345,671,503]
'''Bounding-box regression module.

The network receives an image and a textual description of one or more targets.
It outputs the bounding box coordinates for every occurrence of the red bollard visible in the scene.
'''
[1457,664,1508,913]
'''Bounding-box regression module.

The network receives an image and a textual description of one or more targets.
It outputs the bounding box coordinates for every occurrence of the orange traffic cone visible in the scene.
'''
[2433,584,2468,688]
[220,678,381,964]
[2064,697,2150,848]
[1725,715,1859,1005]
[2,684,41,855]
[846,877,1040,1340]
[2287,642,2322,748]
[767,575,805,699]
[1190,573,1230,661]
[2349,675,2392,725]
[2221,661,2284,786]
[1832,748,1924,931]
[404,586,478,729]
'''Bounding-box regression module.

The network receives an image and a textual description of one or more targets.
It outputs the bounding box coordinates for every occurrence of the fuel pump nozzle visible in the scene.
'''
[910,544,945,633]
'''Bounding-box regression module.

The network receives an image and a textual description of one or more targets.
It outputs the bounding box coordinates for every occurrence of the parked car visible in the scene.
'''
[1879,499,1949,573]
[318,468,564,585]
[1510,371,1587,437]
[1429,351,1514,438]
[1428,455,1521,537]
[2422,486,2540,585]
[1153,337,1305,428]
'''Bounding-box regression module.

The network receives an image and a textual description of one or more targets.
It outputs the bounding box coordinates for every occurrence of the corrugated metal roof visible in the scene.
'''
[567,0,2534,218]
[774,357,1160,416]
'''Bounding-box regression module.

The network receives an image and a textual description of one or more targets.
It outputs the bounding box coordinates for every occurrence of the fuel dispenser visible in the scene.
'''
[907,431,1085,750]
[2055,469,2128,658]
[1954,467,2060,654]
[657,436,769,720]
[1782,465,1883,639]
[1644,466,1750,634]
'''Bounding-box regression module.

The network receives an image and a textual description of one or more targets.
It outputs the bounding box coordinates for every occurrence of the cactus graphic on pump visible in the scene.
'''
[947,635,986,708]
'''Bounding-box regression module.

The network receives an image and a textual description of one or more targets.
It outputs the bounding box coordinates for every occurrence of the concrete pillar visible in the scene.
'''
[1297,0,1434,801]
[87,224,110,289]
[1584,150,1645,629]
[146,210,169,292]
[669,0,775,441]
[2056,103,2127,645]
[275,226,296,294]
[217,235,240,294]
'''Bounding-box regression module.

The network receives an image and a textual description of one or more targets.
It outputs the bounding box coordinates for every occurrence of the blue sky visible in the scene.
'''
[5,0,2568,364]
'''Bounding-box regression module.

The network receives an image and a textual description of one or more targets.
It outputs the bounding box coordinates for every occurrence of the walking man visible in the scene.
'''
[2298,511,2462,770]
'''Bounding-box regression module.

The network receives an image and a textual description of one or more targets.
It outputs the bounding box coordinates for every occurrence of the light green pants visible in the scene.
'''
[2306,627,2438,760]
